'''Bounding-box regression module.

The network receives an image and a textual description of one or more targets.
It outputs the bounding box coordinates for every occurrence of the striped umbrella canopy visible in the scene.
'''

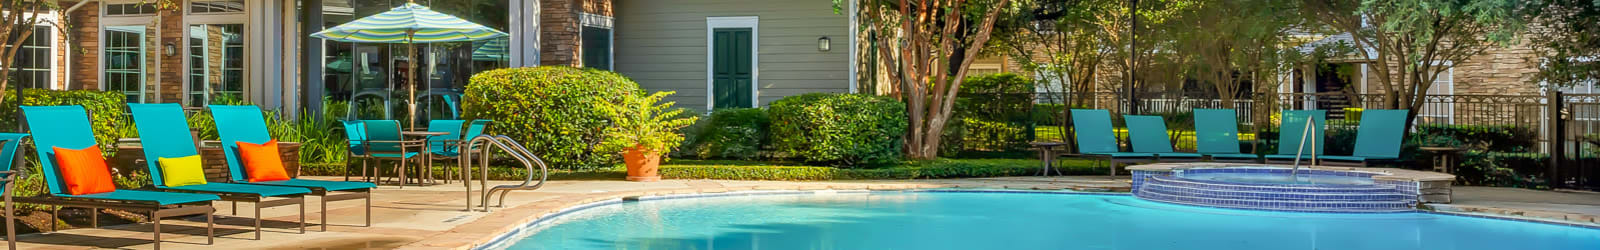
[311,2,506,129]
[310,2,507,43]
[472,39,508,61]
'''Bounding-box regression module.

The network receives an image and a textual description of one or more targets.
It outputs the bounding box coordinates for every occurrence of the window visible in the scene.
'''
[580,13,612,70]
[7,26,52,89]
[187,24,245,106]
[190,0,245,14]
[105,3,159,16]
[104,25,147,103]
[1417,66,1455,124]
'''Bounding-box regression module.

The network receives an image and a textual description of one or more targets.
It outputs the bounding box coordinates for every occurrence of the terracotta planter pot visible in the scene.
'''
[623,146,662,182]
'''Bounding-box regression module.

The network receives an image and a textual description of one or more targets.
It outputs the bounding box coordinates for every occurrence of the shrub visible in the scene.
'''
[0,89,128,155]
[1414,124,1537,152]
[462,66,641,170]
[689,108,769,160]
[768,93,907,166]
[596,91,698,154]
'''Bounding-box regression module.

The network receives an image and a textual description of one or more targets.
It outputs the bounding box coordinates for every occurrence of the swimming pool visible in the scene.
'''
[490,191,1599,250]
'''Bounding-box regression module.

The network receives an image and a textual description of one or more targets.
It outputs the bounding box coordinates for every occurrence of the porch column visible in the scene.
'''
[302,0,325,117]
[509,0,540,67]
[248,0,299,114]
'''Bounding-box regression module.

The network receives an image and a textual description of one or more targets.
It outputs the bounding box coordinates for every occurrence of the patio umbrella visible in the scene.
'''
[472,39,509,62]
[311,1,507,128]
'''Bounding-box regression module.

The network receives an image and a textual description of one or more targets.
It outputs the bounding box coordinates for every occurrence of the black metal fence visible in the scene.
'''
[1014,91,1600,190]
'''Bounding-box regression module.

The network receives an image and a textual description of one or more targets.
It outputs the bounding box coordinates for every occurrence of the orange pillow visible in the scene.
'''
[53,146,116,195]
[237,139,291,182]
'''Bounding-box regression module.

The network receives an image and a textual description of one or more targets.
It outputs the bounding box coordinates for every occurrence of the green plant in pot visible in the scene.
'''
[598,91,699,181]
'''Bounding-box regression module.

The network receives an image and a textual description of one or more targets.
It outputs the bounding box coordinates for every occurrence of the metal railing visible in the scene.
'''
[461,135,548,212]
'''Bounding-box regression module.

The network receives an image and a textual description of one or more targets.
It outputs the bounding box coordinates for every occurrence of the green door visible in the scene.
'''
[712,28,753,109]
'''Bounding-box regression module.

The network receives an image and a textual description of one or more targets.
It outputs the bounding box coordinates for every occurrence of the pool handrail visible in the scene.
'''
[462,135,548,212]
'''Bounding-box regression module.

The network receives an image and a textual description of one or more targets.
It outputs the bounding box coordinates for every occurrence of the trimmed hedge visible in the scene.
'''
[0,89,128,155]
[768,93,907,166]
[302,158,1104,181]
[687,108,769,160]
[462,66,642,170]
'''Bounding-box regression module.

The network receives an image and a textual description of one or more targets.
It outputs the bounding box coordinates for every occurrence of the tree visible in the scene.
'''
[1525,0,1600,88]
[841,0,1012,159]
[0,0,64,106]
[1171,0,1305,107]
[1302,0,1525,130]
[991,0,1117,108]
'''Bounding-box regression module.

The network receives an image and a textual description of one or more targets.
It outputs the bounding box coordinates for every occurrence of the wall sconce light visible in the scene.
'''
[818,36,831,52]
[163,43,177,56]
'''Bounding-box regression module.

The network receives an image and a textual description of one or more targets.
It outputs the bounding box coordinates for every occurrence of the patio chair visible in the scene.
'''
[1263,110,1328,164]
[363,120,426,187]
[1313,109,1410,167]
[425,120,465,183]
[341,120,372,182]
[129,103,313,239]
[18,105,219,249]
[1123,115,1204,161]
[1,133,28,250]
[1070,109,1156,176]
[1193,109,1260,163]
[209,105,377,231]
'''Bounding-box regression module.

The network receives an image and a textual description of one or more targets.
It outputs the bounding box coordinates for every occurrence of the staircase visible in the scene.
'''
[1134,175,1415,213]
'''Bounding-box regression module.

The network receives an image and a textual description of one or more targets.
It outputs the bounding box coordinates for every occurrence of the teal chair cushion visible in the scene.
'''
[209,105,277,183]
[253,179,377,192]
[371,152,420,158]
[22,106,103,195]
[1193,109,1243,154]
[1123,115,1177,154]
[164,182,311,197]
[1207,153,1260,159]
[362,120,406,152]
[1070,109,1120,154]
[1352,110,1409,158]
[1278,110,1327,156]
[1154,152,1203,158]
[1085,152,1155,158]
[342,120,369,156]
[128,103,205,187]
[426,120,465,155]
[63,190,220,205]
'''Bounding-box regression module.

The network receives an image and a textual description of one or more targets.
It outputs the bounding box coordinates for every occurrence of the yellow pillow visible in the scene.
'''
[158,155,208,187]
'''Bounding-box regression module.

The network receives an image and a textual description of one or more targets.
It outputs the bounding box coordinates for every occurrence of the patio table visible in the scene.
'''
[402,131,451,185]
[1030,142,1071,176]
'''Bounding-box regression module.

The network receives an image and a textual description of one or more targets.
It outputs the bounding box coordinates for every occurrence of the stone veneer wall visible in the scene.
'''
[68,3,99,91]
[540,0,612,67]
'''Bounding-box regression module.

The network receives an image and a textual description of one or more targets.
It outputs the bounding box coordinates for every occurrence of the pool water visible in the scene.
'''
[498,192,1599,250]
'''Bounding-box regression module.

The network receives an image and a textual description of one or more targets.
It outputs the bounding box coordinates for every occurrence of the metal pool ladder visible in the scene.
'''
[462,135,549,212]
[1290,117,1319,180]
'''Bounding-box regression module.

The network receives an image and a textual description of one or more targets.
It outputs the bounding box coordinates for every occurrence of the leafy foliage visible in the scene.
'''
[768,93,908,166]
[686,108,770,160]
[0,89,128,156]
[596,91,698,154]
[462,66,641,170]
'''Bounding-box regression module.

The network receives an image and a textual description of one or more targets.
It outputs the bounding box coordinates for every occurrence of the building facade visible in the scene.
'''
[13,0,861,119]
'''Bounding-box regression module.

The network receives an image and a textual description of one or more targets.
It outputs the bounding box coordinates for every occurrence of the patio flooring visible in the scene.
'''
[8,176,1597,249]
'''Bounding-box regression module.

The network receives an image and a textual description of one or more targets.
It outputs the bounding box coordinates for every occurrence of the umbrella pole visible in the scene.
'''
[407,31,418,130]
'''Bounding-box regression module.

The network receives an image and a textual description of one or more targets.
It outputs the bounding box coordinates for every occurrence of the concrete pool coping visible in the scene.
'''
[8,176,1597,250]
[1126,163,1459,182]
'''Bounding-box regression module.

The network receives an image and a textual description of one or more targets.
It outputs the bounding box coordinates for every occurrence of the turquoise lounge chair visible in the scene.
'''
[1,133,28,249]
[1193,109,1260,162]
[130,103,312,239]
[1264,110,1328,164]
[1310,109,1410,166]
[1123,115,1203,161]
[1070,109,1156,176]
[19,106,219,249]
[209,105,376,231]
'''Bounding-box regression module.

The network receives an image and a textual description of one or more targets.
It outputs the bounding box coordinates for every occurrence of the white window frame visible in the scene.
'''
[4,12,62,90]
[100,0,161,103]
[579,12,613,70]
[186,0,246,15]
[182,0,250,106]
[1418,61,1455,124]
[705,16,759,110]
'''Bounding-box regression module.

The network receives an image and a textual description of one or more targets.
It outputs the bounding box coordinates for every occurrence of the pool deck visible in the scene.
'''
[9,176,1599,249]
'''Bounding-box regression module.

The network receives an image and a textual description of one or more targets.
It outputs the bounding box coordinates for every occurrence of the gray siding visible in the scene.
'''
[614,0,851,110]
